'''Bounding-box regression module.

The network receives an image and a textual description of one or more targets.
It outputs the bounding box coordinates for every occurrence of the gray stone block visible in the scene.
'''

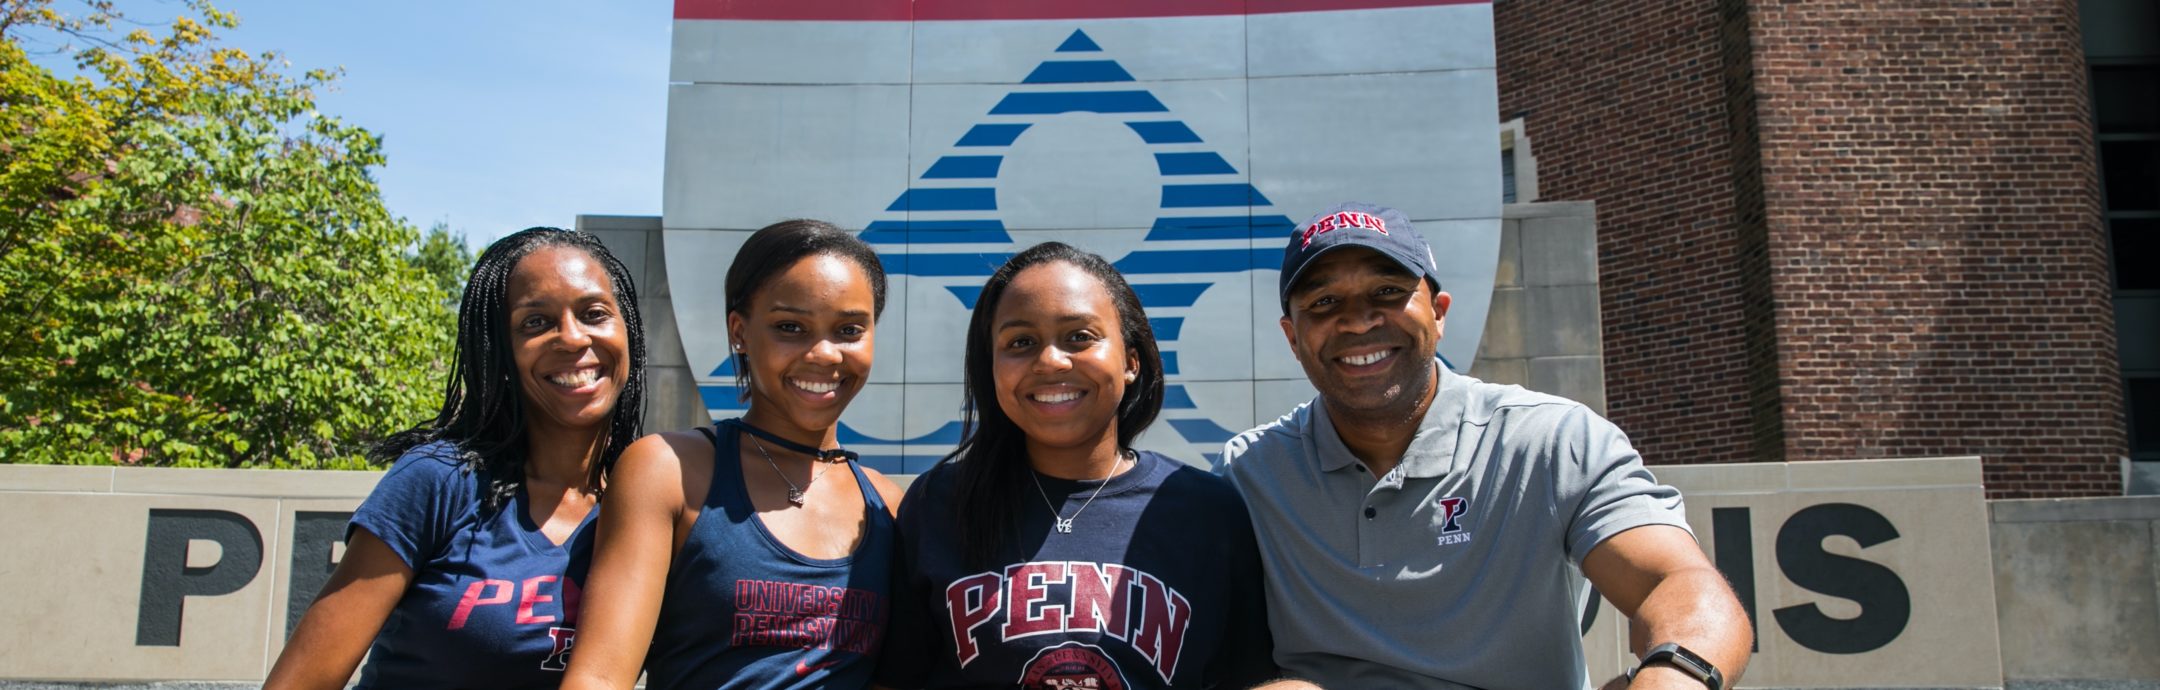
[1991,496,2160,523]
[645,224,671,300]
[1521,214,1599,287]
[1478,286,1526,360]
[1502,200,1598,220]
[1495,219,1521,288]
[641,364,710,433]
[1524,284,1602,358]
[1466,356,1526,387]
[584,228,649,293]
[642,296,687,369]
[1992,519,2160,681]
[2133,462,2160,497]
[1527,355,1606,415]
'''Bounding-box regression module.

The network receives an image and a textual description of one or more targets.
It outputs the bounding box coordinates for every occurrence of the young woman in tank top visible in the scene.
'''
[266,228,648,690]
[876,243,1278,690]
[563,219,903,690]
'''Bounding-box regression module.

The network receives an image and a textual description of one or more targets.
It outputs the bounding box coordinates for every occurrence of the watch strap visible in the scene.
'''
[1627,642,1722,690]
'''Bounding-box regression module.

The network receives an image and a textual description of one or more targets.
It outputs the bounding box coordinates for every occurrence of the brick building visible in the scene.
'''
[1493,0,2154,497]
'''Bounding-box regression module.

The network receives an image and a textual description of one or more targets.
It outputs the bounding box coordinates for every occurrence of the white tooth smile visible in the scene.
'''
[792,378,840,394]
[1032,390,1082,404]
[1340,350,1392,367]
[548,369,600,388]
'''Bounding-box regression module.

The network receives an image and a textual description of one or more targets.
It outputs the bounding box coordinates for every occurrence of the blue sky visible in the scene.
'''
[122,0,674,249]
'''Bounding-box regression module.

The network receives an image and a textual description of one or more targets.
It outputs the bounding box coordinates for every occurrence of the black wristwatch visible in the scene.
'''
[1625,642,1723,690]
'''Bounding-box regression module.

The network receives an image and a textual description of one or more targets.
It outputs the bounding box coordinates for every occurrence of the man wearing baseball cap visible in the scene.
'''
[1222,202,1752,690]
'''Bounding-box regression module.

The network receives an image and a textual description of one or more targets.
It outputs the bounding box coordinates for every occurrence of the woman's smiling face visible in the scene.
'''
[506,245,631,438]
[728,253,878,436]
[989,261,1137,456]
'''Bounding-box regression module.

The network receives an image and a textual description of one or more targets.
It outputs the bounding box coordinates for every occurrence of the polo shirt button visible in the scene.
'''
[1363,507,1377,519]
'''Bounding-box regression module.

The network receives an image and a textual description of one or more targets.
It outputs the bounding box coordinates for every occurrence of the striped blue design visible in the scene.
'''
[921,156,1003,179]
[1130,283,1211,308]
[1056,30,1101,52]
[1168,418,1241,444]
[855,455,907,475]
[698,385,747,411]
[839,421,966,446]
[1126,121,1202,144]
[990,91,1167,115]
[861,220,1012,245]
[1162,184,1271,208]
[1149,317,1184,341]
[902,252,1012,277]
[945,285,984,309]
[957,124,1031,147]
[1162,384,1197,409]
[1115,248,1274,274]
[829,29,1315,466]
[1154,152,1237,176]
[886,188,996,212]
[1250,215,1299,237]
[1023,60,1134,84]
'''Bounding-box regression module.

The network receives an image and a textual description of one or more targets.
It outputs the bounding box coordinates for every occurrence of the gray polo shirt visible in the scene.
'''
[1220,367,1689,690]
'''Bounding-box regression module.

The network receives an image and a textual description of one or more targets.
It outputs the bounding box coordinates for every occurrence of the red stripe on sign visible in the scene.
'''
[676,0,1485,21]
[675,0,909,21]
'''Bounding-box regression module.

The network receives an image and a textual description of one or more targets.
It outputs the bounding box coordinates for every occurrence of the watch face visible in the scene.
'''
[1670,646,1712,674]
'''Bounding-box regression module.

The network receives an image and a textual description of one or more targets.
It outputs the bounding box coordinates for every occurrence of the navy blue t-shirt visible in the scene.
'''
[642,420,896,690]
[878,450,1276,690]
[349,442,595,690]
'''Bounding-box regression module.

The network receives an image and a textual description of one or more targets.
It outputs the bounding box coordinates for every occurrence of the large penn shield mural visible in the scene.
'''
[664,0,1501,473]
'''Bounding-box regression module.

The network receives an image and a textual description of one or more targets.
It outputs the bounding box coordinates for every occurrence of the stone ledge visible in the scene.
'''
[1992,496,2160,524]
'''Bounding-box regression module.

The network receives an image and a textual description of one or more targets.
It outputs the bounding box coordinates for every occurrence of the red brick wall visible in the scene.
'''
[1496,1,1766,467]
[1497,0,2127,496]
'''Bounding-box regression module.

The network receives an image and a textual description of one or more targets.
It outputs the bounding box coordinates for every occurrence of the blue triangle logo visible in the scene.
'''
[1056,30,1101,52]
[717,31,1296,469]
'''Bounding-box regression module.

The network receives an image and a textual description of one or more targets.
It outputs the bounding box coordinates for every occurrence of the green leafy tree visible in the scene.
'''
[0,0,470,468]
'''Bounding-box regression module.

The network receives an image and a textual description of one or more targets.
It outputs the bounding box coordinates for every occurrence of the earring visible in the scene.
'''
[1125,371,1138,383]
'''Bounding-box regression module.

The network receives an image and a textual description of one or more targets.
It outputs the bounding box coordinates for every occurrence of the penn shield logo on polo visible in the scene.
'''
[1436,496,1473,546]
[664,1,1503,473]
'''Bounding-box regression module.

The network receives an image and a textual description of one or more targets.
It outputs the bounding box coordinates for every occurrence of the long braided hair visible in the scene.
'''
[373,227,648,510]
[943,242,1164,569]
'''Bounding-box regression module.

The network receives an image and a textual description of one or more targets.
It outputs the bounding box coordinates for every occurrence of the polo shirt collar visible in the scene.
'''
[1311,363,1467,479]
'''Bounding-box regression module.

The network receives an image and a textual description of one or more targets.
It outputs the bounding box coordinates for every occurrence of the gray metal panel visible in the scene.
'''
[663,84,911,230]
[912,16,1244,85]
[1248,4,1497,78]
[670,19,914,85]
[1249,69,1504,222]
[662,228,753,384]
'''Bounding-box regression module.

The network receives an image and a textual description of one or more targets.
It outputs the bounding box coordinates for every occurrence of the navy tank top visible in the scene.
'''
[643,419,895,690]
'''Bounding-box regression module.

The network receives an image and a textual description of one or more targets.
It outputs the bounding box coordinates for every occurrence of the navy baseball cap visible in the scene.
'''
[1279,202,1442,313]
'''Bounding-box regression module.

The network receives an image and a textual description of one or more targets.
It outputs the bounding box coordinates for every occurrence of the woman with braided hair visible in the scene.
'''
[563,218,903,690]
[267,227,647,690]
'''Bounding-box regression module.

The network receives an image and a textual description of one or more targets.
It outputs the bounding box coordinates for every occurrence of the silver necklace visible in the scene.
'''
[750,436,827,507]
[1030,450,1131,534]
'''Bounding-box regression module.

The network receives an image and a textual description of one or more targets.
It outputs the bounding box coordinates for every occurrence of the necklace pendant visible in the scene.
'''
[1053,517,1075,534]
[787,488,806,507]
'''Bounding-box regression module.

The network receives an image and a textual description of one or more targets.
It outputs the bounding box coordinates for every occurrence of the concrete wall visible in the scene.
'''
[1991,497,2160,685]
[1471,201,1606,415]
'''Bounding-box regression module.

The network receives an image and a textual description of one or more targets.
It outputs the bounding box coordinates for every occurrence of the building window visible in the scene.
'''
[1501,118,1538,204]
[2083,0,2160,489]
